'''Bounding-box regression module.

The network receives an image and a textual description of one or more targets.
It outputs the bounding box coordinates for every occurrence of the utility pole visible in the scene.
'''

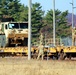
[53,0,56,46]
[70,0,74,28]
[70,0,76,46]
[28,0,32,60]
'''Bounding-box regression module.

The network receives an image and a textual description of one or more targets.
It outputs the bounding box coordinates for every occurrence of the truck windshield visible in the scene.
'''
[8,23,28,29]
[20,23,28,29]
[8,23,19,29]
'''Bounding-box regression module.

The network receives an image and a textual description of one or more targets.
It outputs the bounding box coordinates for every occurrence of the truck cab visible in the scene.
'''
[0,22,28,47]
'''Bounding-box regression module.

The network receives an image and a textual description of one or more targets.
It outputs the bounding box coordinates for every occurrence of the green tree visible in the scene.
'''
[31,3,44,42]
[19,5,28,21]
[44,9,71,38]
[55,10,71,37]
[0,0,22,21]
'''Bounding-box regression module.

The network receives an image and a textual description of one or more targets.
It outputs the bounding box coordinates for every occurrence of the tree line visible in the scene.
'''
[0,0,72,43]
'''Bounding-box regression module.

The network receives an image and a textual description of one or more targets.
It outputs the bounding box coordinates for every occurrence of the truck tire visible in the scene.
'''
[23,38,28,46]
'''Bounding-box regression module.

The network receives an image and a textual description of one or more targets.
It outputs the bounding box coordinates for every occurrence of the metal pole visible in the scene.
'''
[72,0,74,46]
[72,0,74,28]
[53,0,55,46]
[28,0,32,60]
[70,0,74,46]
[70,0,76,28]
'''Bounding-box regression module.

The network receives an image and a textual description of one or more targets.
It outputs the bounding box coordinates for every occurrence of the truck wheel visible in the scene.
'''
[23,38,28,46]
[8,38,11,46]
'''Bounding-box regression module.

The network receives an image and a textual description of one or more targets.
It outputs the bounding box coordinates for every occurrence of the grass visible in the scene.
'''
[0,57,76,75]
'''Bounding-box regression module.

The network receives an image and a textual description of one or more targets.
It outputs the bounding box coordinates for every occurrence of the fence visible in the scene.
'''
[32,37,72,46]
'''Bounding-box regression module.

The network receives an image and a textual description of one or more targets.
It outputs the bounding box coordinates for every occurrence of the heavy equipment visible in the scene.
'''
[0,21,29,57]
[43,27,76,60]
[0,22,28,47]
[0,21,76,60]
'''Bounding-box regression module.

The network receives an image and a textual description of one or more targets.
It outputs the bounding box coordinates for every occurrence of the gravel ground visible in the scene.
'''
[0,57,76,75]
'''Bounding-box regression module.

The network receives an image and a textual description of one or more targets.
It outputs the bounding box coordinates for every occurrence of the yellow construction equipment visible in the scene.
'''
[0,21,76,60]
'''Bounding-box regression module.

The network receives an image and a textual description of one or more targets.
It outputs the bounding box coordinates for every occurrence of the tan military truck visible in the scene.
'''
[0,22,28,47]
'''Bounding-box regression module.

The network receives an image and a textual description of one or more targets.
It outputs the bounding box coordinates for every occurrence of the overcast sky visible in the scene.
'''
[20,0,76,14]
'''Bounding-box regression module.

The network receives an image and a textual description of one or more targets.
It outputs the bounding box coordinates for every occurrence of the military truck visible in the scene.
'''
[0,22,28,47]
